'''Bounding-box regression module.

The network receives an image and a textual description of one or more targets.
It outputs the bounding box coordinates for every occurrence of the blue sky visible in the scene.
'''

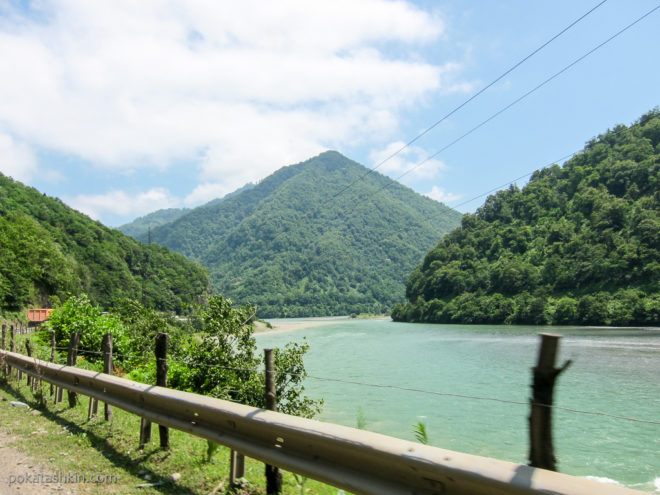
[0,0,658,227]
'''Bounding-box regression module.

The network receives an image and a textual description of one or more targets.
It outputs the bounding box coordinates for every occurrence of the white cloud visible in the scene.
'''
[425,185,462,204]
[0,0,467,188]
[65,188,180,221]
[0,133,38,183]
[368,141,447,181]
[184,182,233,206]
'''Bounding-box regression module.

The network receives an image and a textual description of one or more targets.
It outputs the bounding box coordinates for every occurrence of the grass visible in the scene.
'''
[0,333,347,495]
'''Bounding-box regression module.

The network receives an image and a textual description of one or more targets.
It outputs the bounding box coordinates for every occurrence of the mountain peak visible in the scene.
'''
[144,152,462,317]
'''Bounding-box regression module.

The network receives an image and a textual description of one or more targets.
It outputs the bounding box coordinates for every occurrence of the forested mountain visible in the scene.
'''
[118,183,255,239]
[0,174,209,314]
[118,208,190,239]
[146,151,462,317]
[393,109,660,326]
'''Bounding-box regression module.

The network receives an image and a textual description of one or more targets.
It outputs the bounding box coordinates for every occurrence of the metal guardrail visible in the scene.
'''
[0,350,645,495]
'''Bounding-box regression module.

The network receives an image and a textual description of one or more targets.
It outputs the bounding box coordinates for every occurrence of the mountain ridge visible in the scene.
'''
[118,183,255,240]
[145,151,462,317]
[0,173,209,314]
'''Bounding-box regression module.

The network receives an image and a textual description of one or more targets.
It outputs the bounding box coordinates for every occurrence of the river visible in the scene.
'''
[256,318,660,492]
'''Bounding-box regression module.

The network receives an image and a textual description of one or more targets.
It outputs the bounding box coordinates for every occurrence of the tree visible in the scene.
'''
[396,109,660,326]
[172,295,322,418]
[46,294,128,360]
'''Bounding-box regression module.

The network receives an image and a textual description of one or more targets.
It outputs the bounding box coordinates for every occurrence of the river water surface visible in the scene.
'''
[256,318,659,492]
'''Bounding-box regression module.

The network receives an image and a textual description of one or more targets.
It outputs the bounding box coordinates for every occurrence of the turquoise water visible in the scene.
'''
[256,319,660,492]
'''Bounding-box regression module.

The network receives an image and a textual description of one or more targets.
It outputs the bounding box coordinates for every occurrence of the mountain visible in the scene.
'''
[393,109,660,326]
[118,208,190,239]
[146,151,462,317]
[0,173,209,314]
[118,183,255,240]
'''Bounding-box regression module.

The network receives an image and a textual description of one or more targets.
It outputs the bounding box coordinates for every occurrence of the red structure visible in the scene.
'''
[27,308,54,323]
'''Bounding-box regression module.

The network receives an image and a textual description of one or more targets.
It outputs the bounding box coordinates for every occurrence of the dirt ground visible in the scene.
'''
[0,430,76,495]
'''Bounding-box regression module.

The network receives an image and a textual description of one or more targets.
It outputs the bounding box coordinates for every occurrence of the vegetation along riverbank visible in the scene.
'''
[393,110,660,326]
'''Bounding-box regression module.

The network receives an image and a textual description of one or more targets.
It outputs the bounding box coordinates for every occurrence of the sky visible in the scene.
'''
[0,0,658,227]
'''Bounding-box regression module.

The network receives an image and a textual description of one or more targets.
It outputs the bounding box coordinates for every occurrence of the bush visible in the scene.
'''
[46,294,128,362]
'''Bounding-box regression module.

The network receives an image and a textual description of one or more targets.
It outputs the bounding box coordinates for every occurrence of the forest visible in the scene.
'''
[393,109,660,326]
[119,183,256,239]
[0,173,209,316]
[140,151,462,317]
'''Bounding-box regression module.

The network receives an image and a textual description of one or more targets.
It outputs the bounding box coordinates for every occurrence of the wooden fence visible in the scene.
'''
[0,333,646,495]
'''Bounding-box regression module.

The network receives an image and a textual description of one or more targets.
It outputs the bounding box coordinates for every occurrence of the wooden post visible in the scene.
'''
[25,339,32,386]
[50,331,56,398]
[139,417,152,449]
[66,332,80,408]
[528,333,572,471]
[16,331,23,382]
[101,333,113,421]
[230,450,246,486]
[264,348,282,494]
[155,332,169,449]
[1,324,6,377]
[9,325,15,378]
[88,396,98,420]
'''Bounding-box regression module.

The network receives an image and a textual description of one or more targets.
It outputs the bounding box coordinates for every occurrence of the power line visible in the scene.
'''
[280,1,658,261]
[245,0,610,250]
[377,137,657,248]
[12,346,658,426]
[259,2,657,254]
[325,0,611,205]
[389,2,660,186]
[300,373,660,426]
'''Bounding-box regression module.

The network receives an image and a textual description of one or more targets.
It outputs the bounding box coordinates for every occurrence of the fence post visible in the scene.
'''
[88,396,98,420]
[139,418,152,449]
[9,325,15,378]
[155,332,169,449]
[16,328,23,382]
[1,324,5,377]
[264,348,282,494]
[230,450,246,486]
[528,333,572,471]
[86,330,99,419]
[50,331,56,398]
[139,332,153,447]
[101,333,113,420]
[66,332,80,408]
[25,339,32,387]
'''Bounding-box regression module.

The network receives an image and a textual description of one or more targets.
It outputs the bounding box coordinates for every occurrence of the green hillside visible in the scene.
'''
[118,183,255,239]
[118,207,190,239]
[0,173,209,314]
[147,151,462,317]
[393,109,660,326]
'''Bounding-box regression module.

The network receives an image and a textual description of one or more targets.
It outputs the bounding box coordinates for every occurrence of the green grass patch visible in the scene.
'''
[0,366,345,494]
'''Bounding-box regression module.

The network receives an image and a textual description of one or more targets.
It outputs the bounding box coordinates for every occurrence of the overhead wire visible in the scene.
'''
[389,2,660,187]
[256,2,659,260]
[254,0,612,249]
[323,0,611,206]
[203,2,653,298]
[15,344,659,426]
[315,3,660,247]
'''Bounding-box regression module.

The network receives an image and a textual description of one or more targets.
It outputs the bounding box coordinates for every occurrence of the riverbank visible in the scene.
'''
[254,316,348,335]
[254,315,391,335]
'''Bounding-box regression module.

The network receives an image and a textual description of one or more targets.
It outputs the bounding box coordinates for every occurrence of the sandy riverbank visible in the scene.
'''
[254,315,391,335]
[254,316,349,335]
